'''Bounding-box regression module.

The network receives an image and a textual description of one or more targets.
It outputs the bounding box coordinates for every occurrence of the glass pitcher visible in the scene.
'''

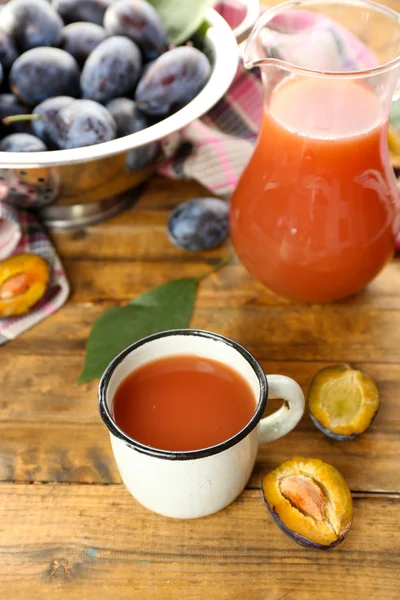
[230,0,400,303]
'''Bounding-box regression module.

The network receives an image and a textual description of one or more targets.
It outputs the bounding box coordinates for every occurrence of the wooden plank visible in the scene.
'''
[1,355,399,491]
[1,422,399,492]
[0,484,399,600]
[58,255,400,310]
[4,300,400,364]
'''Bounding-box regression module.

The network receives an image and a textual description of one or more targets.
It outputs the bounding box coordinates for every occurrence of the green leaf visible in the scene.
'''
[77,278,196,384]
[148,0,215,45]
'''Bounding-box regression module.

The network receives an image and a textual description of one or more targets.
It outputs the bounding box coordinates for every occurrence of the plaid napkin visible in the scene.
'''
[0,203,69,345]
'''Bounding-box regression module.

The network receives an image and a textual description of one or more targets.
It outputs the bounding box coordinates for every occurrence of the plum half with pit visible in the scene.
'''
[0,252,50,318]
[308,364,380,440]
[10,47,80,106]
[261,457,353,550]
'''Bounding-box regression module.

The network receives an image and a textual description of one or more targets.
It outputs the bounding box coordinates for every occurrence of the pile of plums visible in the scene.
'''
[0,0,211,165]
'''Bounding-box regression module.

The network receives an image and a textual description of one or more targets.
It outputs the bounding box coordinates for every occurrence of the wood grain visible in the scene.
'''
[0,484,399,600]
[5,298,400,364]
[1,355,400,492]
[2,2,400,596]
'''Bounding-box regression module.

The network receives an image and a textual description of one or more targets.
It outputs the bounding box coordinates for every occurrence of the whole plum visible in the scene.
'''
[167,198,229,252]
[106,97,159,169]
[52,99,116,149]
[0,93,30,134]
[0,32,19,69]
[0,133,47,152]
[0,0,63,51]
[32,96,74,145]
[10,47,80,106]
[53,0,116,26]
[61,22,107,66]
[105,97,148,136]
[125,142,160,172]
[104,0,167,60]
[135,47,211,117]
[81,36,142,103]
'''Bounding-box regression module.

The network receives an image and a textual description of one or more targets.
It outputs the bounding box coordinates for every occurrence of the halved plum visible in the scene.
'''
[0,253,50,318]
[308,364,380,440]
[261,457,353,550]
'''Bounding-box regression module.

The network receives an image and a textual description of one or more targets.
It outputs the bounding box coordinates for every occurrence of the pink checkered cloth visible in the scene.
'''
[0,0,392,343]
[0,203,69,345]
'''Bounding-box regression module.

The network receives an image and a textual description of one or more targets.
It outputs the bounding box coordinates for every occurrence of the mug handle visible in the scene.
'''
[259,375,305,444]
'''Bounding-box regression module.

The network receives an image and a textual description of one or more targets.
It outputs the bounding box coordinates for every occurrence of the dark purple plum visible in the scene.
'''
[104,0,167,60]
[0,0,63,51]
[53,0,116,26]
[125,141,160,172]
[81,36,142,103]
[61,22,107,66]
[105,97,159,169]
[167,197,229,252]
[105,97,148,136]
[135,47,211,117]
[52,99,116,149]
[0,93,31,133]
[32,96,74,145]
[0,132,47,152]
[10,47,80,106]
[0,31,19,69]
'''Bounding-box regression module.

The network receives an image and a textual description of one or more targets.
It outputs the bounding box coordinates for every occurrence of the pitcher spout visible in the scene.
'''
[243,0,400,77]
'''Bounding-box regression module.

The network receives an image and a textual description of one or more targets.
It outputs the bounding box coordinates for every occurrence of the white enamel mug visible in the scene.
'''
[99,329,305,519]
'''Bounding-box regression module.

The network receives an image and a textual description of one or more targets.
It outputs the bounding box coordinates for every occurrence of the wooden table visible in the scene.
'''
[1,174,400,599]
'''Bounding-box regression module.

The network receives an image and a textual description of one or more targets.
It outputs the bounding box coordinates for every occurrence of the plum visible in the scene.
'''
[308,364,380,440]
[0,253,50,318]
[52,99,116,149]
[81,35,142,103]
[135,46,211,116]
[0,132,47,152]
[104,0,167,60]
[0,0,63,51]
[0,93,31,133]
[32,96,74,145]
[261,457,353,550]
[53,0,116,26]
[0,31,19,69]
[105,97,147,136]
[61,22,107,66]
[10,47,80,106]
[167,198,229,251]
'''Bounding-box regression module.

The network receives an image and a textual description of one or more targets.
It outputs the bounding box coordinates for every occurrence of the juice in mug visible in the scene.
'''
[230,77,399,302]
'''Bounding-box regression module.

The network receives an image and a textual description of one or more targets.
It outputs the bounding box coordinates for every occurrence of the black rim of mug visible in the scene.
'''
[98,329,268,461]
